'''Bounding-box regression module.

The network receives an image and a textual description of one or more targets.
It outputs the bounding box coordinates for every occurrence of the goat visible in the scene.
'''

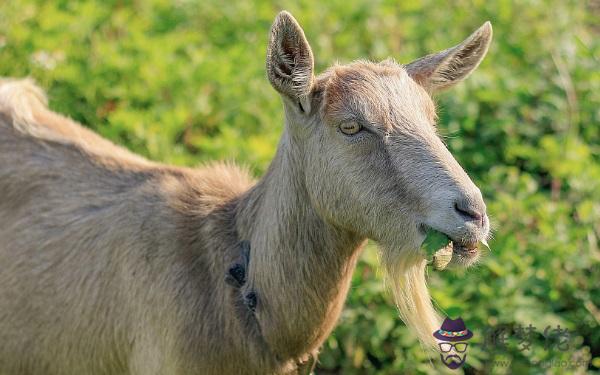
[0,11,492,375]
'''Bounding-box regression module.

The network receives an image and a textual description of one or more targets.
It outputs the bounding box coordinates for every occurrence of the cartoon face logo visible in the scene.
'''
[433,317,473,369]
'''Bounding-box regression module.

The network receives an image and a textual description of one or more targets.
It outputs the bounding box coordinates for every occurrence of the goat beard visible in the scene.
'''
[381,245,440,348]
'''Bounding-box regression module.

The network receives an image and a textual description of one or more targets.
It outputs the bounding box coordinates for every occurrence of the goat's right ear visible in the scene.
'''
[266,11,314,101]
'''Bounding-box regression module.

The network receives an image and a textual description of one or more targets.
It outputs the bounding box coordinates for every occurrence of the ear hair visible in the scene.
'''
[266,11,315,100]
[405,22,493,92]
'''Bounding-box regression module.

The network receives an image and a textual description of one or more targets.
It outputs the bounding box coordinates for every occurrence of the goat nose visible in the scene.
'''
[454,198,485,227]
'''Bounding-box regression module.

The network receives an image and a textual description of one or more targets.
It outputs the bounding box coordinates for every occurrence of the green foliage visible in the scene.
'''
[422,229,451,257]
[1,0,598,373]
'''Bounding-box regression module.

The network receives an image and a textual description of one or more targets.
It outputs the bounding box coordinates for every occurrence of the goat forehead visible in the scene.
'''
[322,62,436,131]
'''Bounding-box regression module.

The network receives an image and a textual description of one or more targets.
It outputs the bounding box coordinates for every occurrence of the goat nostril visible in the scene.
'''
[454,201,483,225]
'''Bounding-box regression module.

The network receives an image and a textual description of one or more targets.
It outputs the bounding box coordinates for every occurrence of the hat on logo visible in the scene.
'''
[433,317,473,342]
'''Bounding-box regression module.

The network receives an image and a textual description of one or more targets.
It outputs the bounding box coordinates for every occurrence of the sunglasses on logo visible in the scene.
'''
[439,342,468,353]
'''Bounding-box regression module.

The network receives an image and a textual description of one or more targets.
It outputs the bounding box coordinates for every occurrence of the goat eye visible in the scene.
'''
[339,121,361,135]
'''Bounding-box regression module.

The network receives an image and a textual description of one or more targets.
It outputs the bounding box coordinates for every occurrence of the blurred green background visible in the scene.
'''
[1,0,598,373]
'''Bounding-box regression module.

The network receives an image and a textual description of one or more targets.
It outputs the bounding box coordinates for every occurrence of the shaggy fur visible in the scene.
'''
[0,11,491,375]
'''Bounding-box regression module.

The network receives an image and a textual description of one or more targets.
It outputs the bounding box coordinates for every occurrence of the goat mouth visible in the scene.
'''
[452,241,479,256]
[421,225,481,270]
[445,238,481,269]
[419,225,488,271]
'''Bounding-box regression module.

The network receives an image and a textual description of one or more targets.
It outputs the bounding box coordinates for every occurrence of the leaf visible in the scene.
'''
[422,229,451,257]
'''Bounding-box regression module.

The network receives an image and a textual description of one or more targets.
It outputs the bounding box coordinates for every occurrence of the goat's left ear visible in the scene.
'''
[406,22,492,93]
[266,11,314,102]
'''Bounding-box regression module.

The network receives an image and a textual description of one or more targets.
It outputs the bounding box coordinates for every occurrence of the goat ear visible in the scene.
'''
[405,22,492,93]
[266,11,314,100]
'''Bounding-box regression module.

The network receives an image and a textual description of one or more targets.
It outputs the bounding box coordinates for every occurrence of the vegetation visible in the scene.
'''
[1,0,598,373]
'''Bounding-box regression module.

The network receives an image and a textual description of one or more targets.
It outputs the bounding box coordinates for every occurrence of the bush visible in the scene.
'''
[1,0,598,373]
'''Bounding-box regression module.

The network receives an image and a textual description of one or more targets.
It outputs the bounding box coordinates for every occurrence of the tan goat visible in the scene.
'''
[0,11,492,375]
